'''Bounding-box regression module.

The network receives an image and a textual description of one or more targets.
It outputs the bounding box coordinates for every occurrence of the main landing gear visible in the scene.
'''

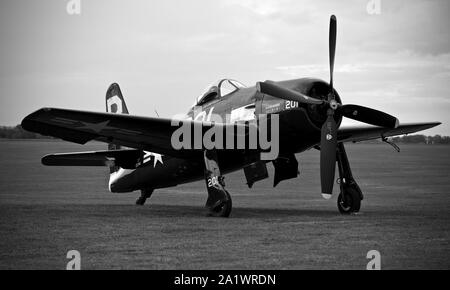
[136,189,153,205]
[336,143,363,214]
[203,150,232,217]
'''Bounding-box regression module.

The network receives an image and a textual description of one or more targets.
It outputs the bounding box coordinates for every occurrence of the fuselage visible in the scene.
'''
[109,78,341,193]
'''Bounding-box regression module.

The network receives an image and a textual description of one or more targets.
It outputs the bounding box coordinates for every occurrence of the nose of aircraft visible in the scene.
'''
[256,15,400,197]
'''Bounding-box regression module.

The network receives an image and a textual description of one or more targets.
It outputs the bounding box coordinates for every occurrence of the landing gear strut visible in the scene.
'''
[336,143,363,214]
[136,189,153,205]
[203,150,232,217]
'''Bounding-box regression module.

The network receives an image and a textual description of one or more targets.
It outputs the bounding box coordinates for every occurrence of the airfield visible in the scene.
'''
[0,140,449,269]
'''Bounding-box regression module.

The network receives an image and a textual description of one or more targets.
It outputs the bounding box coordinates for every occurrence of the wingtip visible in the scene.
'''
[20,110,38,130]
[425,121,442,129]
[394,118,400,128]
[21,107,54,131]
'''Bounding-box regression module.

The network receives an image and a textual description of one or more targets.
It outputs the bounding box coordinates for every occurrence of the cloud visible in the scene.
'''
[0,0,449,135]
[222,0,290,16]
[277,51,450,75]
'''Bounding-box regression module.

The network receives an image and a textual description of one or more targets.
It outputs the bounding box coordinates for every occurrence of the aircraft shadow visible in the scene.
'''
[139,204,338,219]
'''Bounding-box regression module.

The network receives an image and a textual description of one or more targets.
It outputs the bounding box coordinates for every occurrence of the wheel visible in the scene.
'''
[208,191,232,218]
[337,187,361,214]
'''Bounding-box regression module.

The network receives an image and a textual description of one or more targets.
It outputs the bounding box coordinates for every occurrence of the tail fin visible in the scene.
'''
[105,83,129,172]
[106,83,129,114]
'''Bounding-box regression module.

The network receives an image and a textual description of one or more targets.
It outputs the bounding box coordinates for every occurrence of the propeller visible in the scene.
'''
[329,15,337,95]
[320,14,338,198]
[320,109,337,198]
[256,15,400,197]
[338,105,399,128]
[257,81,399,128]
[256,81,324,105]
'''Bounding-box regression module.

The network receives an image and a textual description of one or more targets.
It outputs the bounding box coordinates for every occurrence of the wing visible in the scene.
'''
[337,122,441,143]
[22,108,251,159]
[42,149,142,169]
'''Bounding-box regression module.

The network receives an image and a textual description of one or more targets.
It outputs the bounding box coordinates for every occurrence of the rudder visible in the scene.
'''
[105,83,129,171]
[106,83,129,114]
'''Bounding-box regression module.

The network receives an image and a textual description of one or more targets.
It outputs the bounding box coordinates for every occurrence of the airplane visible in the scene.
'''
[21,15,440,217]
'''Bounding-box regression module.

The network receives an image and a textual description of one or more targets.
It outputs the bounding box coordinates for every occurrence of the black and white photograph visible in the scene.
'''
[0,0,449,275]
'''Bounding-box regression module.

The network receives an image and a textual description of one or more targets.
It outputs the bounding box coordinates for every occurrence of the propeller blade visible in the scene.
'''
[320,112,338,198]
[256,81,324,105]
[339,104,399,128]
[329,15,337,92]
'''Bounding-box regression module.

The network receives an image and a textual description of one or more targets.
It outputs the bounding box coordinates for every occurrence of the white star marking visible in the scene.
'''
[144,151,164,168]
[78,121,111,133]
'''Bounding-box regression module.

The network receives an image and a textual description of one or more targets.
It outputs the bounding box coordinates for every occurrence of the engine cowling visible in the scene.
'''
[304,80,342,129]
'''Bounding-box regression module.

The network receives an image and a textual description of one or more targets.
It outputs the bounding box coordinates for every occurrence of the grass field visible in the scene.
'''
[0,140,449,269]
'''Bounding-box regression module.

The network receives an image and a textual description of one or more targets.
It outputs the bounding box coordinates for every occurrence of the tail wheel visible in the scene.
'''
[136,196,146,206]
[208,191,232,218]
[337,187,361,214]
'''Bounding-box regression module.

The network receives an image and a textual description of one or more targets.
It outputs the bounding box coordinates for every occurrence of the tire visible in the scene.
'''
[337,187,361,214]
[208,191,232,218]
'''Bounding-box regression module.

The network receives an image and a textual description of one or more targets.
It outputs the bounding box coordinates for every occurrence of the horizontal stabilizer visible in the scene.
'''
[42,149,142,169]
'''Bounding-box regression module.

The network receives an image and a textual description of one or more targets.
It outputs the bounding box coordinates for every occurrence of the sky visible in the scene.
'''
[0,0,449,135]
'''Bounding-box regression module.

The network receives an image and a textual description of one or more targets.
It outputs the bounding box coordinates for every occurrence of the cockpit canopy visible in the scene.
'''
[195,79,246,106]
